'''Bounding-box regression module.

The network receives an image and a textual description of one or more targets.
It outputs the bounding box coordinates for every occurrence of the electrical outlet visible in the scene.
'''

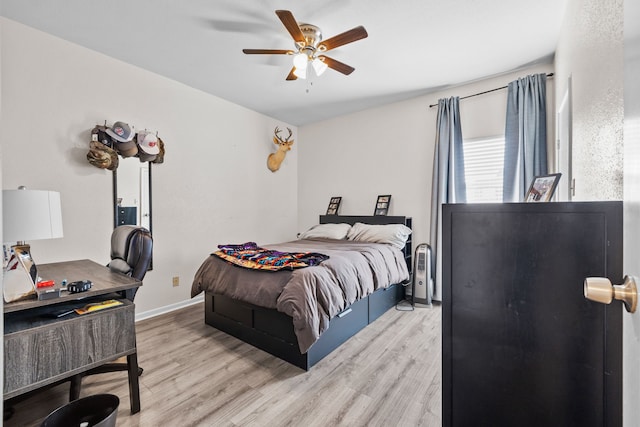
[172,276,180,287]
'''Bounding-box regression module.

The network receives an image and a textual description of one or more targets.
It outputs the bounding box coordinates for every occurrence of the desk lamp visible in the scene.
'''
[3,187,63,302]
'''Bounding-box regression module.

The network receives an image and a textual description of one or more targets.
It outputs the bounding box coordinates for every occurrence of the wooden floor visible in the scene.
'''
[5,301,442,427]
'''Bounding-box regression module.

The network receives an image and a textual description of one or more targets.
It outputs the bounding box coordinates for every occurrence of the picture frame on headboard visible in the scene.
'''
[525,173,561,202]
[326,197,342,215]
[374,195,391,216]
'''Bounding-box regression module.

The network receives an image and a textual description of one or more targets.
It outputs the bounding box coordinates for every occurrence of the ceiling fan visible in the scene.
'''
[242,10,368,81]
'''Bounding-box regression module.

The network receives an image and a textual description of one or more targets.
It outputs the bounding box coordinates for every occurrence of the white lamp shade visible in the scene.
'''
[293,53,308,69]
[293,53,308,79]
[293,66,307,79]
[312,58,328,76]
[3,189,63,243]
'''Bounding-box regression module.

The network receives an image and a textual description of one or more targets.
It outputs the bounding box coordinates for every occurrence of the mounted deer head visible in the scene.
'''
[268,126,294,172]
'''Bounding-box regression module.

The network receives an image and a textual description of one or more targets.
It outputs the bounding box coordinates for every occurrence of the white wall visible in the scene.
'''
[298,63,554,301]
[0,18,299,315]
[554,0,624,201]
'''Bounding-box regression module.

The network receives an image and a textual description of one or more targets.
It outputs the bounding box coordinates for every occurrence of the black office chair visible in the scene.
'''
[69,225,153,401]
[107,225,153,300]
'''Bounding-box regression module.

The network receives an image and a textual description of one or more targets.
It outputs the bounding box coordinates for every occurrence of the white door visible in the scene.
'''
[622,0,640,423]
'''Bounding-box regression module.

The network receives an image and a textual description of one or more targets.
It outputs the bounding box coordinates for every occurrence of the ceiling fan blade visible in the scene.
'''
[286,67,298,81]
[275,10,306,45]
[318,26,368,52]
[319,56,355,75]
[243,49,294,55]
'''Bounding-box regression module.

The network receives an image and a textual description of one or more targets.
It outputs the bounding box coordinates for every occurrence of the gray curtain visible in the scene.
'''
[503,73,548,202]
[429,97,466,299]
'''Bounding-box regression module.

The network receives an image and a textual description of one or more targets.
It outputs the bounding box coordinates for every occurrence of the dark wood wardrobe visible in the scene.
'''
[442,202,622,427]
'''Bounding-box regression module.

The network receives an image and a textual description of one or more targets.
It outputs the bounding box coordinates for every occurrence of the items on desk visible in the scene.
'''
[44,307,76,318]
[36,279,55,288]
[74,299,123,315]
[3,250,37,302]
[42,299,124,318]
[36,279,59,301]
[36,287,61,301]
[67,280,92,294]
[31,279,65,301]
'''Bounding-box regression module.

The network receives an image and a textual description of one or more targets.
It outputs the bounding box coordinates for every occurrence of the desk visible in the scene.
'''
[3,259,142,413]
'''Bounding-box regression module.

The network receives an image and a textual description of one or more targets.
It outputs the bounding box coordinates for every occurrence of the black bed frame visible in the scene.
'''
[203,215,412,370]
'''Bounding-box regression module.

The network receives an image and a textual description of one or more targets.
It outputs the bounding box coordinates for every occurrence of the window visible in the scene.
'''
[463,136,505,203]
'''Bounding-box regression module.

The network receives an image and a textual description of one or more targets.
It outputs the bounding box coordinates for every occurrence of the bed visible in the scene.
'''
[191,215,412,370]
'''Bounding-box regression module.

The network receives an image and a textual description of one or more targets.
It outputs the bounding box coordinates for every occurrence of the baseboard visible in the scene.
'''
[135,294,204,322]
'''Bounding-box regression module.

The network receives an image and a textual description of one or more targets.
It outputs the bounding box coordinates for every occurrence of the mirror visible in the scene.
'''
[112,159,153,238]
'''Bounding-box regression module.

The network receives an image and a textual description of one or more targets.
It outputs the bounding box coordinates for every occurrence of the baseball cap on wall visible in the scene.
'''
[152,137,165,164]
[116,143,138,158]
[106,121,135,142]
[137,131,160,155]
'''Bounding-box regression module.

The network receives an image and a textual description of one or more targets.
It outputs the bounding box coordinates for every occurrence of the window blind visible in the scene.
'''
[463,136,505,203]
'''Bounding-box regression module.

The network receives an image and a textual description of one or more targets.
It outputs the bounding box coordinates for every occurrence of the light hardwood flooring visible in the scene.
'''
[5,302,441,427]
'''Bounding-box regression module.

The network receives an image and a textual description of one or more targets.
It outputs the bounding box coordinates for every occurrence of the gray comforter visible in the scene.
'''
[191,238,410,353]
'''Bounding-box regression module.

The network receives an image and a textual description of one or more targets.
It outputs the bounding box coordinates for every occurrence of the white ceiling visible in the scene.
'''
[1,0,567,126]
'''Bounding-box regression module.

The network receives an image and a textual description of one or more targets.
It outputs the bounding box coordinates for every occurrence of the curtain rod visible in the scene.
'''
[428,72,554,108]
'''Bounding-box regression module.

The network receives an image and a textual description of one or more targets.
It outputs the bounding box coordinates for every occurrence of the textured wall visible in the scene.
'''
[556,1,633,425]
[555,0,624,200]
[622,0,640,424]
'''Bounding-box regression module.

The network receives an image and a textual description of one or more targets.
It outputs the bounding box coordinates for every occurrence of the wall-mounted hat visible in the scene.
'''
[106,121,135,143]
[87,141,119,170]
[137,131,159,162]
[137,131,160,155]
[152,137,165,164]
[116,143,138,158]
[138,151,156,162]
[92,124,115,147]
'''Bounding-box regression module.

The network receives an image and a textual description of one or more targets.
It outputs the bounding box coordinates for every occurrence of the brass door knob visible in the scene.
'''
[584,276,638,313]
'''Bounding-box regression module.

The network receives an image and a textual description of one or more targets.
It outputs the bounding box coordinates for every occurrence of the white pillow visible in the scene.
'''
[299,223,352,240]
[346,222,412,249]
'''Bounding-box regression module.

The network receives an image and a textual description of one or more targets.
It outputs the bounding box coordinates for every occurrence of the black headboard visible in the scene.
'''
[319,215,413,274]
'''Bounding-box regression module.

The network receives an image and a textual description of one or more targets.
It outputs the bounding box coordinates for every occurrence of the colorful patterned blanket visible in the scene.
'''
[213,242,329,271]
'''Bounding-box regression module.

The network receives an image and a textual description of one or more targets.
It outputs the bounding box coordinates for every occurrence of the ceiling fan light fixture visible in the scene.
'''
[242,10,368,81]
[312,58,328,76]
[293,66,307,79]
[293,52,308,69]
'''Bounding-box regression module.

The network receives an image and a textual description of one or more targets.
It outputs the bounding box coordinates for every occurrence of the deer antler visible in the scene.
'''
[274,126,293,145]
